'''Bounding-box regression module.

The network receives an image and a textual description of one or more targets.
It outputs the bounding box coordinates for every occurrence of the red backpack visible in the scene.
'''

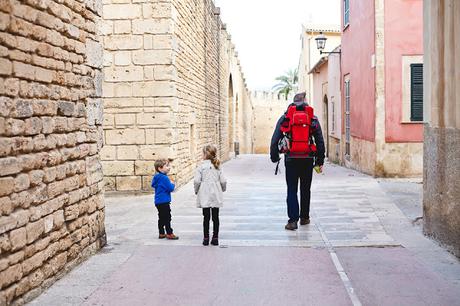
[279,104,317,158]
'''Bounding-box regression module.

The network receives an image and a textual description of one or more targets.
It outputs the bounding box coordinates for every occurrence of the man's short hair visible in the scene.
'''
[293,92,306,103]
[154,159,169,172]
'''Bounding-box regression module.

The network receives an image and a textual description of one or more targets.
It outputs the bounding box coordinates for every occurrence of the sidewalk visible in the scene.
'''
[30,155,460,306]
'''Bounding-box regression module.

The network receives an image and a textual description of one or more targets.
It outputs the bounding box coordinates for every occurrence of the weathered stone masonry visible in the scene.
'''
[0,0,106,304]
[423,0,460,257]
[101,0,253,191]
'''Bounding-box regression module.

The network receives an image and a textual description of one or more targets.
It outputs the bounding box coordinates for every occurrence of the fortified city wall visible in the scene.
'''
[0,0,106,304]
[252,91,291,154]
[100,0,253,191]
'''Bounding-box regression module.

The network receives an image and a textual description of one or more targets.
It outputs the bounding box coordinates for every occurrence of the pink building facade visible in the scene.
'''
[339,0,424,176]
[309,51,342,164]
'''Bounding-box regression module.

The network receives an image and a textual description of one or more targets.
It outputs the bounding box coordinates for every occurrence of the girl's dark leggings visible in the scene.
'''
[203,208,219,238]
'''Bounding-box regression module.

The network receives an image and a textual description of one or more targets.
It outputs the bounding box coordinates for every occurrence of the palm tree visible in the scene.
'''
[272,68,298,100]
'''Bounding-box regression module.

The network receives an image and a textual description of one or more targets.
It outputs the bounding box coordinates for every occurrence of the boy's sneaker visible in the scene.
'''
[159,234,167,239]
[203,237,210,246]
[166,234,179,240]
[300,218,310,225]
[285,222,298,230]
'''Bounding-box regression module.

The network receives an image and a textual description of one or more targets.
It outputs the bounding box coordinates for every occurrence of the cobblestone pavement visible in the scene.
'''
[30,155,460,306]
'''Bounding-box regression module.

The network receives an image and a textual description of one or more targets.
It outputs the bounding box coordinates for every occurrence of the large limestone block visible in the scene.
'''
[137,112,172,127]
[153,35,176,50]
[105,129,145,145]
[101,161,135,176]
[113,83,133,97]
[85,39,103,68]
[113,20,131,34]
[116,176,141,191]
[132,19,173,35]
[113,51,131,66]
[104,35,143,50]
[141,175,152,190]
[100,146,116,160]
[131,81,176,97]
[152,2,175,18]
[139,145,174,160]
[105,97,143,108]
[117,146,139,160]
[103,4,141,20]
[154,65,177,81]
[115,113,136,126]
[154,128,174,144]
[104,67,143,82]
[134,161,155,176]
[132,50,174,65]
[87,98,103,126]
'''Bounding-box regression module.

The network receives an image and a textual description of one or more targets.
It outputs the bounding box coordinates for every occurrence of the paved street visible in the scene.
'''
[30,155,460,306]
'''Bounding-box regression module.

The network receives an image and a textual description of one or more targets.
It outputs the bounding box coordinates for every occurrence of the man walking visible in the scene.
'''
[270,92,325,230]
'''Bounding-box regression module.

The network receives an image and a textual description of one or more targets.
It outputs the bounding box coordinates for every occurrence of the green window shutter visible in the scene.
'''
[410,63,423,121]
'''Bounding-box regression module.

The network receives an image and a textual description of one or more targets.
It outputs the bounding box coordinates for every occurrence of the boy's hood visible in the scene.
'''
[152,173,163,188]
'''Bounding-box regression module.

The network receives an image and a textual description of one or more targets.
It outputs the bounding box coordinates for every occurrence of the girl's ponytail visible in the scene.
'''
[203,145,220,169]
[210,156,220,170]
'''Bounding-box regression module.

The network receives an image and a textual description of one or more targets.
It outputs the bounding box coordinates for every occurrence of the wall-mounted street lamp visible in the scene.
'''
[315,32,341,55]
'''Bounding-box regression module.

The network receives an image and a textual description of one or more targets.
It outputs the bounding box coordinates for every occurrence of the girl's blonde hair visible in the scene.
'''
[203,145,220,169]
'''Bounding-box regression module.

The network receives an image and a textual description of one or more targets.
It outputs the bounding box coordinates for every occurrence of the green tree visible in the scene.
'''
[272,68,298,100]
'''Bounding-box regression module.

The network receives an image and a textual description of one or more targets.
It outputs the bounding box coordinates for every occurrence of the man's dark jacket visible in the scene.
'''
[270,103,326,165]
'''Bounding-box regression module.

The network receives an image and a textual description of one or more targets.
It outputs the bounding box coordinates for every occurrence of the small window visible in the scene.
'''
[344,78,351,156]
[344,0,350,28]
[410,63,423,121]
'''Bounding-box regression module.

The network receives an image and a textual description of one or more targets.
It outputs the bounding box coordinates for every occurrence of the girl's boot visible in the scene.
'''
[211,235,218,246]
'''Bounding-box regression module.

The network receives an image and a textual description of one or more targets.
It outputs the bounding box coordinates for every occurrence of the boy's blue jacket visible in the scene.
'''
[151,173,175,205]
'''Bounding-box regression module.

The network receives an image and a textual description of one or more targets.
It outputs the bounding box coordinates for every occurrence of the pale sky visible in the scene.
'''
[214,0,340,91]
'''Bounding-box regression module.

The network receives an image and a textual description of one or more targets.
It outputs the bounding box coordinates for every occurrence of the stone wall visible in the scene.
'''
[423,0,460,257]
[0,0,106,304]
[252,91,290,154]
[101,0,252,191]
[344,137,376,176]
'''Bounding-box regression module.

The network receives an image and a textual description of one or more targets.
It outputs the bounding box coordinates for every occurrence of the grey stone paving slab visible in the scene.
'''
[337,247,460,306]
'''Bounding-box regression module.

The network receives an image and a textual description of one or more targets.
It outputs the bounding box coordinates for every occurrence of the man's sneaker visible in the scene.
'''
[159,234,167,239]
[285,222,298,230]
[166,234,179,240]
[300,218,310,225]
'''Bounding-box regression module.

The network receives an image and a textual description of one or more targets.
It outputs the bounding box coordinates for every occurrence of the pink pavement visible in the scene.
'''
[84,246,352,306]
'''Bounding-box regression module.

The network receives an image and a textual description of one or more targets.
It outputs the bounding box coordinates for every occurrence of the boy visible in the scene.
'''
[151,159,179,240]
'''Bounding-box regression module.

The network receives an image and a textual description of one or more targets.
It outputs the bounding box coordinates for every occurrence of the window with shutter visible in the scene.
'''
[410,63,423,121]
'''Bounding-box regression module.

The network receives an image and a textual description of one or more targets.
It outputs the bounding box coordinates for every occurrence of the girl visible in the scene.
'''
[194,145,227,246]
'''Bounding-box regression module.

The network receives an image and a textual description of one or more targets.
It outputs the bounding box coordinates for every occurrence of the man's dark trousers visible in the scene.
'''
[285,158,314,223]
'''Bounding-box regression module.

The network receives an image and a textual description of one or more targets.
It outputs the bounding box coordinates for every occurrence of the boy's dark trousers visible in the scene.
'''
[285,158,314,223]
[156,203,173,235]
[202,208,219,237]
